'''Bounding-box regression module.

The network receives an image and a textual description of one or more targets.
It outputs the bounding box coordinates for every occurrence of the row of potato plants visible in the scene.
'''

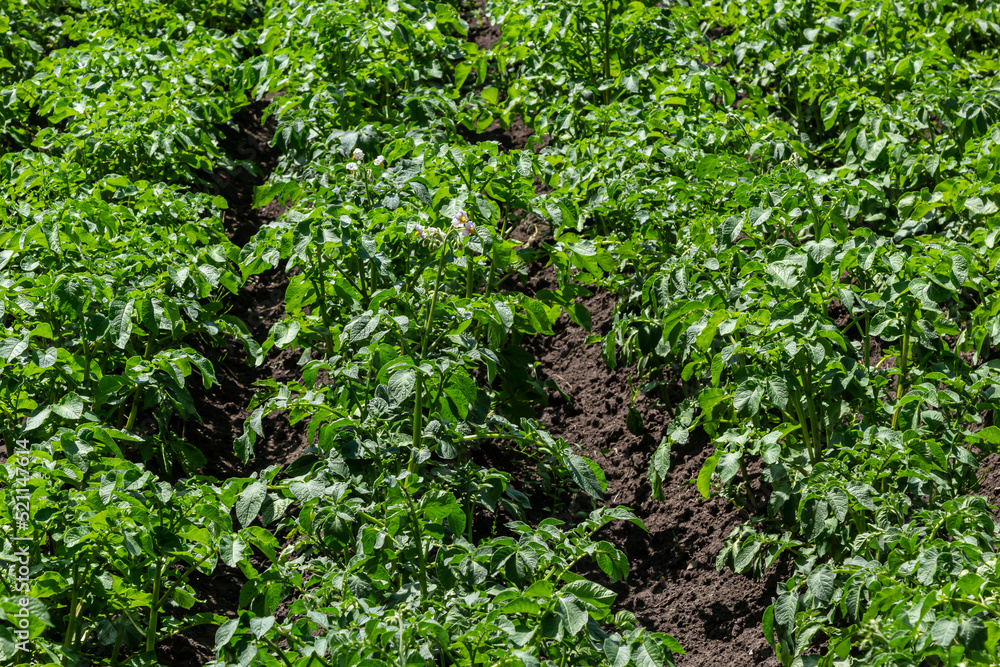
[202,0,684,665]
[0,0,289,664]
[463,0,1000,663]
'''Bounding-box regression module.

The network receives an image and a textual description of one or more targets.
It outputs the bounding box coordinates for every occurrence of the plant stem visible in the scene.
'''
[465,254,474,300]
[145,560,163,654]
[110,617,126,667]
[739,455,759,513]
[411,236,453,469]
[891,304,916,430]
[400,484,429,599]
[601,0,612,105]
[312,244,333,356]
[801,365,822,462]
[789,397,815,465]
[863,312,871,368]
[155,550,213,608]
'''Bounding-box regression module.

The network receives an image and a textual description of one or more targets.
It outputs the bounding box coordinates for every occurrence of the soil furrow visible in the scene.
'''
[159,94,303,666]
[518,269,785,666]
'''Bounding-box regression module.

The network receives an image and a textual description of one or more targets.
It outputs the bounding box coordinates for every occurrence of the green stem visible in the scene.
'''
[802,364,822,462]
[465,254,474,300]
[400,485,429,599]
[463,459,474,542]
[82,318,92,389]
[891,304,916,430]
[312,244,333,355]
[739,455,759,514]
[64,549,95,652]
[484,209,508,300]
[602,0,612,104]
[411,237,453,467]
[329,254,367,302]
[863,312,871,368]
[145,560,163,654]
[110,617,126,667]
[264,636,297,667]
[789,397,815,465]
[410,377,423,476]
[63,553,81,654]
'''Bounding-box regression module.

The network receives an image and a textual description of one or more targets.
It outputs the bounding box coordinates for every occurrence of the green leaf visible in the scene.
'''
[632,635,665,667]
[801,498,828,541]
[624,72,640,93]
[108,297,135,349]
[806,565,835,605]
[215,619,239,651]
[235,482,266,527]
[733,383,762,416]
[1,332,30,361]
[711,353,724,387]
[822,97,840,130]
[556,596,588,635]
[774,590,798,643]
[762,605,775,647]
[696,311,728,352]
[562,580,616,611]
[219,534,246,567]
[494,301,514,332]
[717,452,741,484]
[846,482,876,510]
[826,487,849,523]
[649,438,671,501]
[593,541,629,582]
[916,548,940,585]
[565,453,606,499]
[25,406,51,431]
[697,453,720,499]
[698,388,729,422]
[250,616,275,640]
[971,425,1000,444]
[271,321,300,348]
[626,406,644,435]
[931,618,958,647]
[603,637,631,667]
[766,376,788,410]
[766,263,799,290]
[734,538,760,573]
[716,215,743,248]
[387,368,416,407]
[52,392,84,420]
[957,614,987,651]
[480,86,499,105]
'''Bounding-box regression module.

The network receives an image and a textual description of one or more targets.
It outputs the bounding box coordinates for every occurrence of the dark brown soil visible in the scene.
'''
[465,0,501,51]
[980,453,1000,514]
[456,0,551,152]
[457,115,537,152]
[184,94,307,481]
[519,268,784,666]
[158,94,307,666]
